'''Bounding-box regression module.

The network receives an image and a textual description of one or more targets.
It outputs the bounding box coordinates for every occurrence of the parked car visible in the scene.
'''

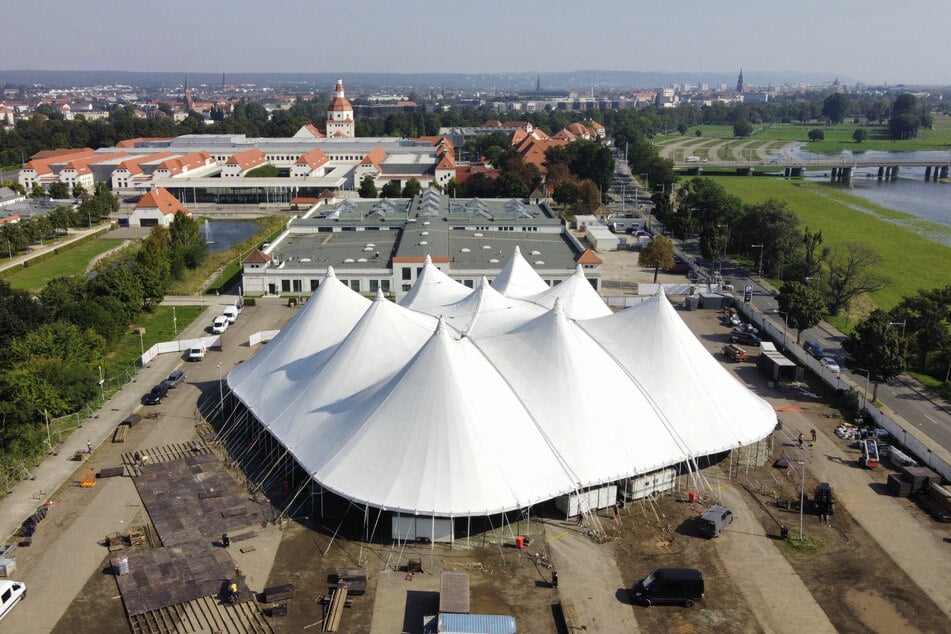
[730,330,761,346]
[720,279,735,291]
[211,316,229,334]
[631,568,704,607]
[186,344,206,361]
[162,369,186,388]
[819,357,841,374]
[697,505,733,538]
[0,580,27,622]
[803,340,825,359]
[141,384,169,405]
[223,305,241,324]
[667,256,690,275]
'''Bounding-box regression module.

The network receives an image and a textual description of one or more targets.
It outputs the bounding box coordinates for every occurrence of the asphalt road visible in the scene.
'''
[608,163,951,456]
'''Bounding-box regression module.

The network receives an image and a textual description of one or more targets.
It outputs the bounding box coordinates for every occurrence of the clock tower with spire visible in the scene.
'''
[326,79,355,138]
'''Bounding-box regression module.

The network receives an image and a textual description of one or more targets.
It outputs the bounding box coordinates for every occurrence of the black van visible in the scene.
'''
[631,568,704,607]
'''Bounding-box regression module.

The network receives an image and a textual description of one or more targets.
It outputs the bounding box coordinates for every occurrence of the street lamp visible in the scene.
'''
[173,306,178,336]
[853,367,871,407]
[750,244,764,277]
[217,362,224,415]
[138,329,144,355]
[771,310,789,352]
[889,320,906,338]
[97,365,104,401]
[797,460,806,542]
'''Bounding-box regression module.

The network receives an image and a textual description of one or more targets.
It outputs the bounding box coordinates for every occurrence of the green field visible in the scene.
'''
[712,176,951,310]
[657,115,951,154]
[111,305,206,376]
[4,238,126,292]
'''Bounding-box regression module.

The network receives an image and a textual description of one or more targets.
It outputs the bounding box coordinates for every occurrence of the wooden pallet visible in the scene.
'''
[113,425,128,443]
[129,594,273,634]
[122,442,212,473]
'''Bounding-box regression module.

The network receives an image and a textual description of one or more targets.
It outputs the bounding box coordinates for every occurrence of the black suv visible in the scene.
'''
[141,384,169,405]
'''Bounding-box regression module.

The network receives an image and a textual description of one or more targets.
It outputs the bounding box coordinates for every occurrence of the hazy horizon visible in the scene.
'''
[3,0,949,86]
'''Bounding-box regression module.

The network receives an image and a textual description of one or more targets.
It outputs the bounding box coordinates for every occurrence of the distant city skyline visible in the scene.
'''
[3,0,950,86]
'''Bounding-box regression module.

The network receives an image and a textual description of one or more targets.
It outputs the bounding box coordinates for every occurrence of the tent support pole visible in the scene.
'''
[323,500,354,557]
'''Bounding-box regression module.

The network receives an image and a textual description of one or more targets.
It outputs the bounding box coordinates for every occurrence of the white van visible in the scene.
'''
[0,580,26,622]
[211,316,229,334]
[186,344,206,361]
[223,305,239,324]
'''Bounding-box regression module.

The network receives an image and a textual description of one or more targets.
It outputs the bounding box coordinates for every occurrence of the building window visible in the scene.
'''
[369,280,379,293]
[463,279,473,288]
[281,279,291,292]
[402,268,412,281]
[350,280,360,292]
[310,279,320,291]
[292,279,302,293]
[402,283,412,292]
[381,280,391,292]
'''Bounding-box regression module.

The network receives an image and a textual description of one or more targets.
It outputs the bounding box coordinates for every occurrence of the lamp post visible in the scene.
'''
[217,362,224,415]
[853,367,871,407]
[138,329,144,354]
[97,365,104,401]
[797,459,806,542]
[889,320,906,338]
[172,306,178,336]
[44,410,52,452]
[772,310,789,352]
[750,244,764,277]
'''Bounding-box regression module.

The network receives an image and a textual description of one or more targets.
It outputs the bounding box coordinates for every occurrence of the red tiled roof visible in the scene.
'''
[114,152,175,175]
[296,147,329,169]
[290,197,320,205]
[135,187,190,216]
[244,249,271,264]
[226,148,266,170]
[576,250,603,265]
[29,148,94,161]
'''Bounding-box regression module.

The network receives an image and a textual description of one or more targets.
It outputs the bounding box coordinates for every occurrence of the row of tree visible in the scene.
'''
[0,210,207,461]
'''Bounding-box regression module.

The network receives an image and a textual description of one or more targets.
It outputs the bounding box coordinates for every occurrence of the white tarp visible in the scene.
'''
[230,256,776,517]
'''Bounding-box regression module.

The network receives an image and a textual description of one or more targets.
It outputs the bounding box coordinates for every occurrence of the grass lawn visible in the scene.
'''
[657,115,951,155]
[4,238,126,292]
[109,305,207,376]
[712,176,951,311]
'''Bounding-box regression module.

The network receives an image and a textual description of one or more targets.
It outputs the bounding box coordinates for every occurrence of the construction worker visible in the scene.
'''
[229,582,239,604]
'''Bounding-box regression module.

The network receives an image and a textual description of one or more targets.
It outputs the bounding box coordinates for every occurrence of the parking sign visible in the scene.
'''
[744,285,753,302]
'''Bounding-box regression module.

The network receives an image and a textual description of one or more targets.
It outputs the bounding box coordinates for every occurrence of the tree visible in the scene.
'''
[823,243,889,316]
[638,235,674,283]
[889,285,951,372]
[674,177,742,260]
[401,177,422,198]
[572,180,601,215]
[737,199,802,279]
[733,120,753,138]
[808,128,825,142]
[777,282,825,344]
[852,128,868,143]
[244,165,279,178]
[553,181,579,208]
[71,183,86,198]
[821,92,850,124]
[889,93,932,140]
[495,171,529,199]
[358,175,378,198]
[380,180,401,198]
[167,212,207,274]
[48,181,70,199]
[844,309,907,401]
[30,183,46,198]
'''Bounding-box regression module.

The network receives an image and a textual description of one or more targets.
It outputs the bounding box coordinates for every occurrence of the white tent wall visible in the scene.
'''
[391,514,454,543]
[225,252,778,521]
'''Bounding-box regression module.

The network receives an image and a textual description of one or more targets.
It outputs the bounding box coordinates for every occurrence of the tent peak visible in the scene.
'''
[424,254,433,265]
[374,288,386,301]
[513,245,522,256]
[326,266,336,278]
[479,275,490,288]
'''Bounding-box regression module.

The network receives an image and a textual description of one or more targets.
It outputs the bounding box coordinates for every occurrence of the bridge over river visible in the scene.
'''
[677,156,951,184]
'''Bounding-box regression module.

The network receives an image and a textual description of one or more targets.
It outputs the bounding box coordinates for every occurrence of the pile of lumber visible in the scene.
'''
[334,566,367,596]
[918,482,951,522]
[887,465,941,497]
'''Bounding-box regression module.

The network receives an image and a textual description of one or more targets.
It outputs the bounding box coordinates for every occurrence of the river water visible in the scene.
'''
[786,145,951,246]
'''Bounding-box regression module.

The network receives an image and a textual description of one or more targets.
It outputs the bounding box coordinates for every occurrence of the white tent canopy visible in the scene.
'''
[230,250,776,517]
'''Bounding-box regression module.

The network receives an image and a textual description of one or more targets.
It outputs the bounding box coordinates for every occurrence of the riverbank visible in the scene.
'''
[711,176,951,310]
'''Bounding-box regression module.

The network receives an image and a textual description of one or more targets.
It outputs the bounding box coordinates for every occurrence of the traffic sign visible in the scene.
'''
[744,285,753,302]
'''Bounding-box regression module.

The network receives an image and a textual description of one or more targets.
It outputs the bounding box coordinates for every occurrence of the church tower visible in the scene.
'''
[326,79,354,138]
[736,69,744,93]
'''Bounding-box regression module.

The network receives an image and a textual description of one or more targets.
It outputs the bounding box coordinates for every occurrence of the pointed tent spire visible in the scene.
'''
[374,288,385,301]
[326,266,336,278]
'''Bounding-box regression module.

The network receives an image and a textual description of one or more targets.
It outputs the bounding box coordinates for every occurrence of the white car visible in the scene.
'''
[0,580,26,622]
[820,357,841,374]
[211,316,229,334]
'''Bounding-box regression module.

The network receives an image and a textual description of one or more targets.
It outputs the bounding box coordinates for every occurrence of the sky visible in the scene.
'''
[3,0,950,85]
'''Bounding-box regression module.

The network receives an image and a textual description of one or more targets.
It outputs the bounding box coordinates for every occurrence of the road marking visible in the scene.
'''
[545,531,569,543]
[922,414,937,424]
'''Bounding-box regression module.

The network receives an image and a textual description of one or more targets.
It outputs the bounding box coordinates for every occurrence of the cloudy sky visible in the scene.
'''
[3,0,948,85]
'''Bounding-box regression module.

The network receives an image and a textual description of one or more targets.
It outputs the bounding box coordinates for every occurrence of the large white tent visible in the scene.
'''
[228,249,776,517]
